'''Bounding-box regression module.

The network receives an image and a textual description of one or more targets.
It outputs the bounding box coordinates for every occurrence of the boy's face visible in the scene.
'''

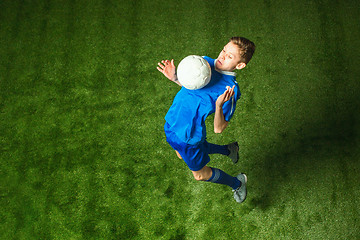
[215,42,246,71]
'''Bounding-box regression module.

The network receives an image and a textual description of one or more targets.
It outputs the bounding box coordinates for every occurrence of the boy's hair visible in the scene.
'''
[230,37,256,64]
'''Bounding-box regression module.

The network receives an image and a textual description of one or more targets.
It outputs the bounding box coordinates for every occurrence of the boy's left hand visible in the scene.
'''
[216,85,235,108]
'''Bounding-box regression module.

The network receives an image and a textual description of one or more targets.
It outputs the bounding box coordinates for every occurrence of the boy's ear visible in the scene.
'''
[235,62,246,70]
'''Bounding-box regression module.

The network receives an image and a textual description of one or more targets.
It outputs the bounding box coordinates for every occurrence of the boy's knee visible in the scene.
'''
[192,171,211,181]
[193,173,205,181]
[192,166,213,181]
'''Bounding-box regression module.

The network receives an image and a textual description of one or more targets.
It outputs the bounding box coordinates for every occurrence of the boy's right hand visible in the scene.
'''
[216,85,235,108]
[157,59,177,82]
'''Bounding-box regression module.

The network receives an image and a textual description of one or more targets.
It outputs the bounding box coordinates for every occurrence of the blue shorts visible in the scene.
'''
[164,123,210,171]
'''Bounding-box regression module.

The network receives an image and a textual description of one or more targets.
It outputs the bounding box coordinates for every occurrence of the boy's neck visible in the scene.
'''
[214,60,237,76]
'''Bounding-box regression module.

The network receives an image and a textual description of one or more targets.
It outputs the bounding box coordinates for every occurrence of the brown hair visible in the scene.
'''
[230,37,256,64]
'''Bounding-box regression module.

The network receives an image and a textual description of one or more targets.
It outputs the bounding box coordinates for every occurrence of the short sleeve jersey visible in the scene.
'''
[165,56,241,145]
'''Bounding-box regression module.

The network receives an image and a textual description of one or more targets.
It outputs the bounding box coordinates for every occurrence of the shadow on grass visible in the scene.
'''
[247,96,359,211]
[246,0,360,211]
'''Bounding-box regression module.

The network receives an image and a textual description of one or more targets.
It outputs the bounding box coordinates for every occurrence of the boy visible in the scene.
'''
[157,37,255,203]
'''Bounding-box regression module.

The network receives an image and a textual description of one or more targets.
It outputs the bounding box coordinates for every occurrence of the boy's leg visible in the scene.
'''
[191,166,247,203]
[206,167,241,190]
[207,142,239,164]
[206,142,230,155]
[175,150,182,159]
[192,166,241,190]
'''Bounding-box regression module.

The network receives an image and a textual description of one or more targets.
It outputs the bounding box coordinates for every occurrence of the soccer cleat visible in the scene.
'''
[227,142,239,164]
[233,173,247,203]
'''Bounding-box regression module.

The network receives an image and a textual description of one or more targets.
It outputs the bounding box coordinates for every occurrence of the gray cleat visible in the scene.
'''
[227,142,239,164]
[233,173,247,203]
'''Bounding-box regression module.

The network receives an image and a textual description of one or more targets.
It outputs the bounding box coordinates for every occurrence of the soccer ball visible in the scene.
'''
[177,55,211,90]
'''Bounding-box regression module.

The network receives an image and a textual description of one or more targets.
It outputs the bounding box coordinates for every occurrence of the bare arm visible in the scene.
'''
[157,59,182,87]
[214,86,235,133]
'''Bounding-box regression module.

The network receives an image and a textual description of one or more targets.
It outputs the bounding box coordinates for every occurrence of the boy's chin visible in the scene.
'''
[215,61,226,70]
[215,60,220,68]
[216,65,232,72]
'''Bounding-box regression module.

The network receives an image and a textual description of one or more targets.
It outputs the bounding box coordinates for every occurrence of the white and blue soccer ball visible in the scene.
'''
[177,55,211,90]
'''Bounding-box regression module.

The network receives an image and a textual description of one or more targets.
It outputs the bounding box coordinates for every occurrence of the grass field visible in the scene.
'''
[1,0,360,239]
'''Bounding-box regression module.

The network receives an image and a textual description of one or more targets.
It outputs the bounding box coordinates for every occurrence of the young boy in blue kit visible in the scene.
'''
[157,37,255,203]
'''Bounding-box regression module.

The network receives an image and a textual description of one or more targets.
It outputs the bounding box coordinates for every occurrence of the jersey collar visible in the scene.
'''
[214,60,237,76]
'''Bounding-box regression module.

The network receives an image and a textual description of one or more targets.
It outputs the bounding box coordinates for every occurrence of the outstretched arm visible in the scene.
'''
[214,86,235,133]
[157,59,182,87]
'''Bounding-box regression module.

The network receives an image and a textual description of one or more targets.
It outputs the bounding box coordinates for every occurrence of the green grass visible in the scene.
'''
[1,0,360,239]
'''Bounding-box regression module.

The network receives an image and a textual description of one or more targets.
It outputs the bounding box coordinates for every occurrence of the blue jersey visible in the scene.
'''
[165,56,241,145]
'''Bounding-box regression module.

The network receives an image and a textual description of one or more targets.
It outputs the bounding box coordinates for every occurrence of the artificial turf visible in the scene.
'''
[1,0,359,239]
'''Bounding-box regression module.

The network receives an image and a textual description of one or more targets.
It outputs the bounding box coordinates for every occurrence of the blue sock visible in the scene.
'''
[206,168,241,190]
[207,143,230,156]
